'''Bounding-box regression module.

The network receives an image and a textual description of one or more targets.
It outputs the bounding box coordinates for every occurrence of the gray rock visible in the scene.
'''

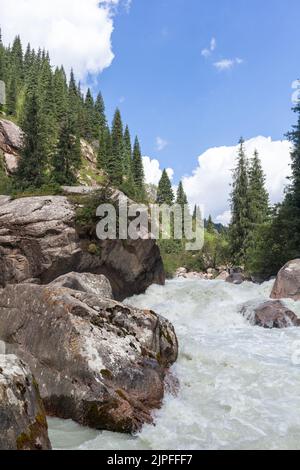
[271,259,300,300]
[0,354,51,450]
[241,300,300,329]
[0,283,178,433]
[0,119,24,152]
[0,195,165,300]
[226,273,245,285]
[50,272,113,298]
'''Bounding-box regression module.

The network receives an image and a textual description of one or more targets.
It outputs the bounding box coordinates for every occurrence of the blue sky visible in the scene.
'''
[93,0,300,180]
[1,0,298,221]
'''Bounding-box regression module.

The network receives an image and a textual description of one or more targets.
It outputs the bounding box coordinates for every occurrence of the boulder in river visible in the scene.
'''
[226,272,245,285]
[0,277,178,433]
[0,195,165,300]
[0,354,51,450]
[271,259,300,301]
[241,300,300,329]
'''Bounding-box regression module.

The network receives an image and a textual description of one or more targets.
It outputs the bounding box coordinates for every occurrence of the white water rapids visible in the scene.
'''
[48,279,300,450]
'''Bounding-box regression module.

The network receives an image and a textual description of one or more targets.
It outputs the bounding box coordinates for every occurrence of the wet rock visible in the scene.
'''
[0,354,51,450]
[241,300,300,329]
[0,283,178,433]
[226,273,245,285]
[271,259,300,301]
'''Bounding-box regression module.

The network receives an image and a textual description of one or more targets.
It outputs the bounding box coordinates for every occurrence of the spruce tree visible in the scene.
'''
[176,181,188,208]
[123,125,132,178]
[109,108,124,185]
[206,215,214,233]
[17,91,45,187]
[228,138,250,264]
[83,88,95,141]
[132,136,145,193]
[52,116,81,184]
[156,169,174,205]
[248,150,269,225]
[94,92,106,134]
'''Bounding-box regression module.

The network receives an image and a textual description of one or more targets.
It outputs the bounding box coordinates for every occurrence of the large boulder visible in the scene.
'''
[0,281,178,433]
[271,259,300,300]
[0,195,165,300]
[226,273,245,285]
[0,354,51,450]
[241,300,300,329]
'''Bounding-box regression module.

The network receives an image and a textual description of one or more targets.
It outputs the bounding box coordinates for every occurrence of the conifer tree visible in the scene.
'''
[84,88,95,141]
[176,181,188,208]
[132,136,145,193]
[248,150,269,225]
[156,169,174,205]
[228,138,250,264]
[94,92,106,133]
[109,108,124,185]
[123,125,132,178]
[206,215,215,233]
[17,91,45,187]
[52,116,81,184]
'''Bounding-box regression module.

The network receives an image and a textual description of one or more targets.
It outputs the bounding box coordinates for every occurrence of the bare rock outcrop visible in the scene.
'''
[241,300,300,329]
[0,354,51,450]
[271,259,300,301]
[0,119,23,175]
[0,195,165,300]
[0,280,178,433]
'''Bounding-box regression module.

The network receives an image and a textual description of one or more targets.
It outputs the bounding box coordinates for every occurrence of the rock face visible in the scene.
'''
[0,195,165,300]
[0,119,23,175]
[241,300,300,329]
[0,279,178,433]
[271,259,300,300]
[0,355,51,450]
[50,272,113,298]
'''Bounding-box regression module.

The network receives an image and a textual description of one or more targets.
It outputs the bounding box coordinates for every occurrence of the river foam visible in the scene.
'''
[48,279,300,450]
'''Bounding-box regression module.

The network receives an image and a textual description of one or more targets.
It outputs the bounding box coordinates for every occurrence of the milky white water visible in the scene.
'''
[48,279,300,450]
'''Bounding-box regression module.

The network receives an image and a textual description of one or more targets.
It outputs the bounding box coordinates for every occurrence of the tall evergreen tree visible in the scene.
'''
[109,108,124,185]
[123,125,132,178]
[176,181,188,208]
[17,91,45,187]
[228,138,250,264]
[206,215,215,233]
[52,116,81,184]
[132,136,145,193]
[94,92,106,133]
[156,169,174,205]
[248,150,269,225]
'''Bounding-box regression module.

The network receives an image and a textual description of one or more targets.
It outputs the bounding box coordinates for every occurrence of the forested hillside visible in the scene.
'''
[0,32,145,199]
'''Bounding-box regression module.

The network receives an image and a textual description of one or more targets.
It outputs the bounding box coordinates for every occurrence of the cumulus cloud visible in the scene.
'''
[156,136,168,151]
[182,136,292,225]
[0,0,127,80]
[201,37,216,58]
[214,57,243,71]
[143,156,174,186]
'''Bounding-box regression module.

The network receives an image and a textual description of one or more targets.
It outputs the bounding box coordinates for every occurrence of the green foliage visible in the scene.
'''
[1,31,146,195]
[156,169,174,205]
[132,136,145,195]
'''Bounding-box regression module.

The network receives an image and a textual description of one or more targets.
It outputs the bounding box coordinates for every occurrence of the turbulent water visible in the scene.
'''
[48,279,300,450]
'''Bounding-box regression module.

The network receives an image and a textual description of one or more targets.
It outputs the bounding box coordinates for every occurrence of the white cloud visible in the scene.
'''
[182,136,292,226]
[213,57,243,71]
[201,37,216,58]
[143,156,174,186]
[156,136,168,151]
[0,0,127,80]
